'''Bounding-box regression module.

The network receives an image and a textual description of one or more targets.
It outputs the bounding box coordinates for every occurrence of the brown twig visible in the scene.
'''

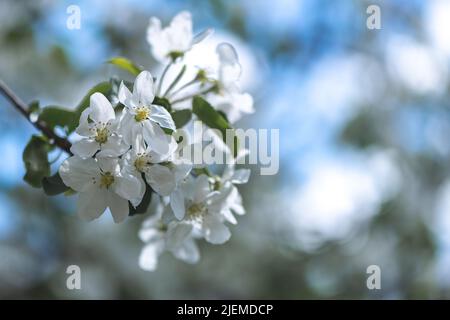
[0,79,72,154]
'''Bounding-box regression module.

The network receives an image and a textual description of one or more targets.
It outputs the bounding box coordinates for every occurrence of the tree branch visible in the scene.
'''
[0,79,73,155]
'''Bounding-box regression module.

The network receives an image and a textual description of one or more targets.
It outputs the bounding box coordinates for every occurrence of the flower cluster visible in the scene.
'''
[58,11,253,270]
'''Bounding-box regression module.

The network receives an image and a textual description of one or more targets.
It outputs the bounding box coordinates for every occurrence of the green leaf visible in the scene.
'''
[38,106,78,133]
[153,96,171,112]
[22,135,50,188]
[171,109,192,128]
[107,57,142,76]
[42,172,70,195]
[75,82,112,116]
[28,100,40,114]
[192,96,239,156]
[129,182,153,216]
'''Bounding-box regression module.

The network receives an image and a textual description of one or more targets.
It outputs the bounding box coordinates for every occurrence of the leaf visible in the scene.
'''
[107,57,142,76]
[38,106,78,133]
[129,182,153,216]
[28,100,40,114]
[153,96,171,112]
[171,109,192,128]
[22,135,50,188]
[42,172,70,195]
[192,96,239,156]
[75,82,112,116]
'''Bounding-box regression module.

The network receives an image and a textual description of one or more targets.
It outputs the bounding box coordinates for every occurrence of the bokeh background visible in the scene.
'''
[1,0,450,299]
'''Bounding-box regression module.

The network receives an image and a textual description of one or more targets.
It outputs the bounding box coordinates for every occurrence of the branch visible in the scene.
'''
[0,79,73,155]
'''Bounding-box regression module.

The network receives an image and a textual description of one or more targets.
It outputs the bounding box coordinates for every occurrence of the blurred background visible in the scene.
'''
[1,0,449,299]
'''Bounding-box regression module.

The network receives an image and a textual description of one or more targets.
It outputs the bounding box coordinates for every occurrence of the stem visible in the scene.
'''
[168,78,198,98]
[163,65,186,97]
[0,79,73,155]
[170,85,217,105]
[156,62,172,96]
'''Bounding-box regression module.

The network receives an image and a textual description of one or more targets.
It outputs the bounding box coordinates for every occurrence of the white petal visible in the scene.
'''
[129,175,146,208]
[172,239,200,264]
[170,188,185,220]
[96,135,129,158]
[70,139,99,158]
[59,156,98,192]
[114,173,143,202]
[142,120,172,155]
[90,93,115,123]
[139,227,163,243]
[139,241,164,271]
[107,192,129,223]
[97,157,119,173]
[149,104,175,131]
[75,108,91,136]
[173,163,192,182]
[217,42,239,65]
[231,169,250,184]
[145,164,176,196]
[118,81,133,107]
[193,28,214,44]
[193,174,211,203]
[77,186,108,221]
[203,214,231,244]
[133,71,155,106]
[223,208,237,225]
[170,11,193,50]
[166,221,193,249]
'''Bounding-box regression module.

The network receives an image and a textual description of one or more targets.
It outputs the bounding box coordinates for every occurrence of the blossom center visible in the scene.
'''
[99,172,115,189]
[134,155,150,172]
[95,126,109,144]
[187,202,207,222]
[134,106,150,122]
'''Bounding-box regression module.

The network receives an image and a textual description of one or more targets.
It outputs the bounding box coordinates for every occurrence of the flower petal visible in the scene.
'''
[149,104,176,131]
[118,81,134,108]
[170,188,185,220]
[145,164,175,196]
[172,239,200,264]
[107,192,129,223]
[193,174,211,203]
[89,92,115,123]
[70,139,99,158]
[166,221,193,249]
[231,168,250,184]
[133,71,155,106]
[96,135,129,158]
[203,214,231,244]
[142,120,172,155]
[139,241,164,271]
[114,173,143,202]
[193,28,214,45]
[59,156,98,192]
[77,186,108,221]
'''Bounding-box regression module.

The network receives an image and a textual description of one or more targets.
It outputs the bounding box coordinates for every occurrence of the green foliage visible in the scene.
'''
[22,135,50,188]
[108,57,142,76]
[192,96,239,156]
[171,109,192,128]
[38,106,78,133]
[153,96,172,112]
[75,81,113,116]
[42,172,70,195]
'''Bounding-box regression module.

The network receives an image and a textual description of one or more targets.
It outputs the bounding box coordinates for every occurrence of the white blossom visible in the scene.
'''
[138,196,199,271]
[71,92,128,158]
[147,11,212,63]
[59,156,142,223]
[118,70,175,155]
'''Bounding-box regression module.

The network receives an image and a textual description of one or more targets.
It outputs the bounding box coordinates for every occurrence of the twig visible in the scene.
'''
[0,79,73,154]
